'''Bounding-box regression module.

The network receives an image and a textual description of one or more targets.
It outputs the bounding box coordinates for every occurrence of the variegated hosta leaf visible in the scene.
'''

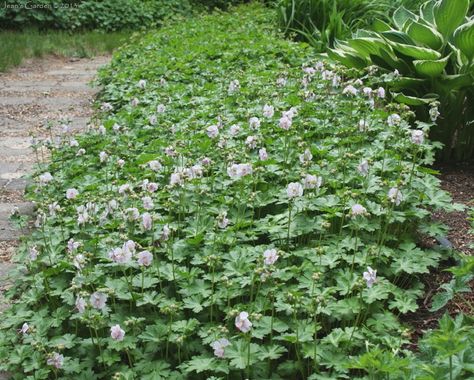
[327,48,367,69]
[413,54,450,77]
[434,0,470,37]
[390,42,442,60]
[393,6,417,30]
[454,19,474,60]
[405,20,444,50]
[391,92,438,106]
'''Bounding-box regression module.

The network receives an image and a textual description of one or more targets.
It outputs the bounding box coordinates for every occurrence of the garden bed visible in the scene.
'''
[0,4,472,379]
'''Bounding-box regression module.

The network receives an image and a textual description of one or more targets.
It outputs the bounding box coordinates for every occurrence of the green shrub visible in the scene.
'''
[329,0,474,162]
[0,0,193,31]
[0,4,462,379]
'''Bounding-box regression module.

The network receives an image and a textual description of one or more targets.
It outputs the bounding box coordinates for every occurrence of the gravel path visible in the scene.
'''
[0,56,109,377]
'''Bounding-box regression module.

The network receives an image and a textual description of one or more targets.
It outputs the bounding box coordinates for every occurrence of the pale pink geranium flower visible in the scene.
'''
[228,79,240,94]
[411,130,424,145]
[263,249,279,265]
[67,239,81,253]
[165,146,176,157]
[249,117,260,130]
[66,188,79,199]
[101,102,113,112]
[211,338,231,358]
[148,160,162,172]
[388,187,403,206]
[76,205,89,225]
[20,323,29,335]
[39,172,53,185]
[75,296,86,313]
[279,115,292,130]
[117,159,125,168]
[235,312,252,333]
[376,87,385,99]
[90,292,107,310]
[48,202,61,217]
[358,160,369,176]
[142,196,154,210]
[206,125,219,139]
[363,267,377,288]
[351,204,368,217]
[303,174,322,190]
[263,104,274,118]
[125,207,140,221]
[259,148,268,161]
[161,224,171,241]
[430,106,440,122]
[362,87,373,98]
[276,77,287,87]
[130,98,139,107]
[142,212,152,231]
[201,157,212,166]
[73,254,86,270]
[29,246,39,261]
[229,124,241,136]
[118,183,131,195]
[137,250,153,267]
[170,171,184,187]
[108,247,126,263]
[387,114,401,127]
[287,182,303,199]
[227,163,252,179]
[245,135,258,149]
[47,352,64,369]
[299,148,313,164]
[342,85,358,96]
[137,79,147,89]
[157,104,166,113]
[99,151,108,163]
[217,211,229,229]
[110,324,125,341]
[149,114,157,125]
[76,148,86,156]
[147,182,159,193]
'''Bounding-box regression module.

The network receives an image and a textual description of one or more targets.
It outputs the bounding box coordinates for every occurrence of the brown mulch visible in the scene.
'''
[402,160,474,348]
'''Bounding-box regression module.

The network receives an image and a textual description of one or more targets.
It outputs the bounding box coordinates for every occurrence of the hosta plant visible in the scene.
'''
[0,4,463,379]
[329,0,474,161]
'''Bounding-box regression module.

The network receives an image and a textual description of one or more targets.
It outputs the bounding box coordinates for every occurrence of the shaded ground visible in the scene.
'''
[403,160,474,347]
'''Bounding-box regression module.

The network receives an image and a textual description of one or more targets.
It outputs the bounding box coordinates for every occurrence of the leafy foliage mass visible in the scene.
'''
[276,0,427,52]
[0,4,464,379]
[0,0,193,31]
[329,0,474,161]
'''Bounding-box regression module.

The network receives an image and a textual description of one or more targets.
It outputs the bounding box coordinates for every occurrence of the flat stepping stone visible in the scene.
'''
[0,179,29,191]
[0,220,24,241]
[0,202,34,218]
[0,97,36,106]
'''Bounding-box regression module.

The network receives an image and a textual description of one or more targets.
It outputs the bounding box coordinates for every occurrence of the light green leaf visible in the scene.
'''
[391,42,442,60]
[405,20,444,50]
[454,19,474,60]
[392,92,438,105]
[413,54,450,77]
[393,6,417,30]
[434,0,469,37]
